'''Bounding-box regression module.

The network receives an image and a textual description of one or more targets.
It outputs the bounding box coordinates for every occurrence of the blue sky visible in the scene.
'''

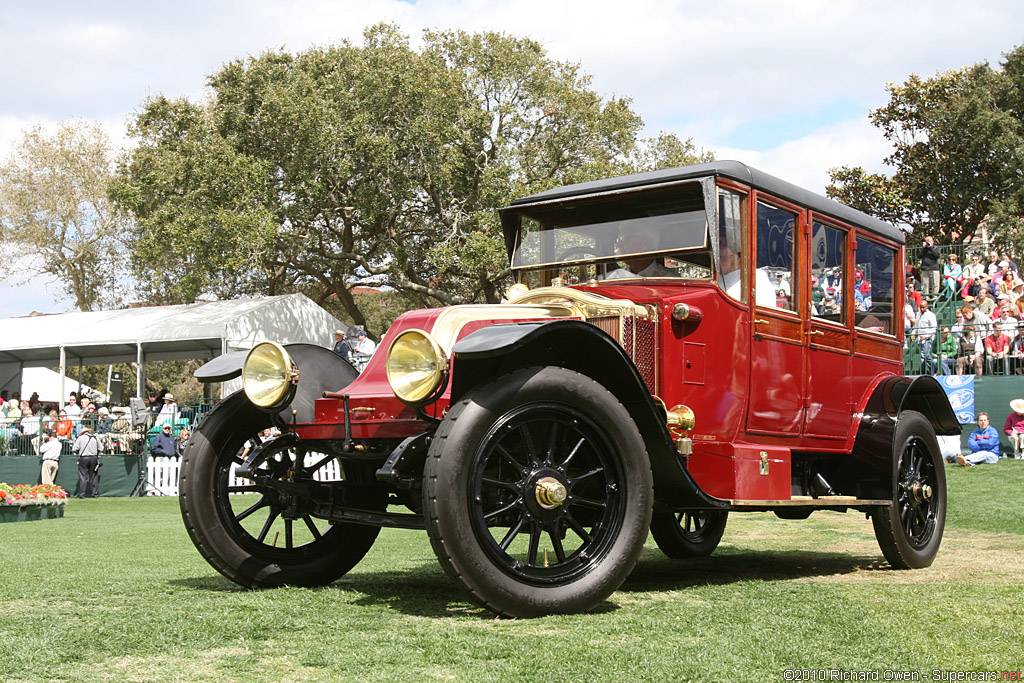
[2,0,1023,317]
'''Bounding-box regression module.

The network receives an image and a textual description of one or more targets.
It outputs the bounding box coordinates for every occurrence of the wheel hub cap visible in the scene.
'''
[534,477,567,509]
[910,481,932,503]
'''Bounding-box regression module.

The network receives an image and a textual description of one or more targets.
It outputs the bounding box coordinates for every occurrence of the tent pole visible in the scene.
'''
[137,343,143,399]
[59,346,66,408]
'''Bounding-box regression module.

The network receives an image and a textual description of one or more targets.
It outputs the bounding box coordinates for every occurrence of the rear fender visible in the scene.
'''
[837,374,960,500]
[450,320,724,510]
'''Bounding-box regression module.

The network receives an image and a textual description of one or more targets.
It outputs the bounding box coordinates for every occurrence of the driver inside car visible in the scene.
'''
[600,224,679,279]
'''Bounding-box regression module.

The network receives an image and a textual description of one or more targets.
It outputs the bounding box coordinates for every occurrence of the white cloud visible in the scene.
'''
[4,0,1022,153]
[715,117,895,194]
[2,0,1024,316]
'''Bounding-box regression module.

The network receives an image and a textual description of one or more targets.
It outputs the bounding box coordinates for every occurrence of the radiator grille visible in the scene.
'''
[587,316,620,341]
[629,318,656,393]
[586,315,657,394]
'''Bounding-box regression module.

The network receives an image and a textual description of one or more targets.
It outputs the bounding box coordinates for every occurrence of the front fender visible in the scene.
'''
[450,319,724,510]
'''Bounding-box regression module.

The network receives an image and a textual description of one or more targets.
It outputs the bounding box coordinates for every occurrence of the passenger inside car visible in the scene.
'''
[601,225,680,279]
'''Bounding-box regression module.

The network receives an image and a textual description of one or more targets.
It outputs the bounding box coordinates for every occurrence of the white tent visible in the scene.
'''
[0,294,344,399]
[20,367,109,403]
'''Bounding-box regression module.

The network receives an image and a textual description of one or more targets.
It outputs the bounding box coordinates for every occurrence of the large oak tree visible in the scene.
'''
[114,24,711,334]
[827,44,1024,250]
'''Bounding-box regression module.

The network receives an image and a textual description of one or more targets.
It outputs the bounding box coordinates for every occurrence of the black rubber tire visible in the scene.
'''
[179,392,383,588]
[650,509,728,558]
[423,367,653,618]
[872,410,946,569]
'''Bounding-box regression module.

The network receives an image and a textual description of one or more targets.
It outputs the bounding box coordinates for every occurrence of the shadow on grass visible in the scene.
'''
[169,546,888,618]
[168,563,488,618]
[622,546,888,592]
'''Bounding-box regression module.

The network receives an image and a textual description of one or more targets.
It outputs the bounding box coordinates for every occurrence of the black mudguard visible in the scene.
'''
[839,374,960,500]
[451,319,724,510]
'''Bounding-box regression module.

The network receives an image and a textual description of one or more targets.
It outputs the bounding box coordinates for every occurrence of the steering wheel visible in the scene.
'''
[555,246,605,262]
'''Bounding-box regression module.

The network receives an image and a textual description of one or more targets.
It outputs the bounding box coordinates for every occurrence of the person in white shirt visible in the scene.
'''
[599,225,680,280]
[63,396,82,429]
[913,300,938,374]
[998,308,1019,341]
[39,430,63,485]
[718,228,776,308]
[20,406,40,436]
[355,330,377,356]
[776,273,791,298]
[157,393,179,426]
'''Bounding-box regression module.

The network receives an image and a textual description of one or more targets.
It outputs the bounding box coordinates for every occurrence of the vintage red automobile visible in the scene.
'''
[181,161,959,618]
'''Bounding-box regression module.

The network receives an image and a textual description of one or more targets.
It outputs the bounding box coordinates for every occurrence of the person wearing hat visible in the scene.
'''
[71,425,103,498]
[156,392,178,427]
[150,423,176,459]
[1008,277,1024,307]
[332,329,350,361]
[1004,400,1024,459]
[775,272,791,299]
[962,252,985,298]
[109,407,137,454]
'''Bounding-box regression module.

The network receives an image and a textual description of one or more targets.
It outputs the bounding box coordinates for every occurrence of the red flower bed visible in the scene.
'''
[0,483,69,506]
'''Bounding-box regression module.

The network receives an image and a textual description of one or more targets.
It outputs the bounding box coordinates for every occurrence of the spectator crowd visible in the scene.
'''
[0,387,200,495]
[907,242,1024,376]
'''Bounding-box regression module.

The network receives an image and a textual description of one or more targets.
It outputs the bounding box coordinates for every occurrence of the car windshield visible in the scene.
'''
[511,181,713,287]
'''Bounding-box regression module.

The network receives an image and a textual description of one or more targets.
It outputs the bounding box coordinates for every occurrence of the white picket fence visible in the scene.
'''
[145,453,343,496]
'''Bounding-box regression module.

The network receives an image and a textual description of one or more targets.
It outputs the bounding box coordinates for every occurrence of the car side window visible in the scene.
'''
[717,189,745,303]
[756,202,798,311]
[811,221,845,324]
[854,237,896,335]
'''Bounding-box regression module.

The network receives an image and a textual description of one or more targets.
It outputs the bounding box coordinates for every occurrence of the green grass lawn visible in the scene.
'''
[1,461,1022,682]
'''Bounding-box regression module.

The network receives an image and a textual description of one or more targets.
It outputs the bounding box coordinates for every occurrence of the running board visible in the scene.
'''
[728,496,891,507]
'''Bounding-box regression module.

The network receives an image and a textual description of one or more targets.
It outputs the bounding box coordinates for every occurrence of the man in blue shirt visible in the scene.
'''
[958,412,1001,466]
[150,423,177,459]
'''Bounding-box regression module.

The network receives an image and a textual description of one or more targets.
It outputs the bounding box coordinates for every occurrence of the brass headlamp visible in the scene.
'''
[386,329,449,405]
[242,342,299,410]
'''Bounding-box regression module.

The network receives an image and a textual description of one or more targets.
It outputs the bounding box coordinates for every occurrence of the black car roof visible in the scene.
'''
[504,160,904,244]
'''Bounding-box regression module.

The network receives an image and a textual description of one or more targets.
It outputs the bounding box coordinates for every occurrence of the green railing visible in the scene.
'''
[0,401,220,457]
[905,241,999,274]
